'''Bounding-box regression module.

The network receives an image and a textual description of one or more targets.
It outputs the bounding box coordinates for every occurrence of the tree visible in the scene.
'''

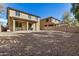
[0,4,7,28]
[62,12,70,23]
[0,4,5,18]
[71,3,79,22]
[62,12,75,26]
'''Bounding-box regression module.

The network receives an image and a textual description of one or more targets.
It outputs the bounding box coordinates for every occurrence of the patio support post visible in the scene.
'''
[35,23,37,31]
[34,23,36,31]
[27,21,29,31]
[33,23,35,31]
[13,20,15,31]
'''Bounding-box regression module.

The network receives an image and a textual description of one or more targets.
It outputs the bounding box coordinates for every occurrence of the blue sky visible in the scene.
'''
[0,3,72,24]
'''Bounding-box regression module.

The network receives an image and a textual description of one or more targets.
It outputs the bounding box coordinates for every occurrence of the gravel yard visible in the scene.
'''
[0,31,79,56]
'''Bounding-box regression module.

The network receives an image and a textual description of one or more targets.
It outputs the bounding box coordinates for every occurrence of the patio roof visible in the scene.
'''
[10,16,38,23]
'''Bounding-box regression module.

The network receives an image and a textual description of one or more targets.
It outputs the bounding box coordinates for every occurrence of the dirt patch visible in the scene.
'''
[0,31,78,56]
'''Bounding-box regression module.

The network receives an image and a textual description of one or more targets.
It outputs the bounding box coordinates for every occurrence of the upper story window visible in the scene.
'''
[16,11,20,16]
[28,15,31,19]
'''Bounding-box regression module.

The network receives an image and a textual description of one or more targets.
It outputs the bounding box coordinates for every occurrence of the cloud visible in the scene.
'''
[0,18,7,26]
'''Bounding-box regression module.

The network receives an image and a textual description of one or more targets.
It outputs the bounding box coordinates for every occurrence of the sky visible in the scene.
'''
[0,3,72,24]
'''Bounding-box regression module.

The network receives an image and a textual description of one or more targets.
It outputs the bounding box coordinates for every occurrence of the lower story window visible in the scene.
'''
[15,21,22,27]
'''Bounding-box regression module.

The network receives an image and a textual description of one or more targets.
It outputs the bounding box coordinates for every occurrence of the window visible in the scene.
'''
[48,24,53,26]
[28,15,31,19]
[16,11,20,16]
[15,21,22,27]
[45,25,47,27]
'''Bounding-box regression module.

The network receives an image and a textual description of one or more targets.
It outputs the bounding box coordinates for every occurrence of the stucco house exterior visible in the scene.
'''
[7,7,40,32]
[40,17,60,30]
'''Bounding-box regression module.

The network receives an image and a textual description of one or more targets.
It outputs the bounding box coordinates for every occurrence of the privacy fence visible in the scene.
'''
[44,25,79,33]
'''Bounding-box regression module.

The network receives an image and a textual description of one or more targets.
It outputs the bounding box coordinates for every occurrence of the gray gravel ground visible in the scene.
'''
[0,31,79,56]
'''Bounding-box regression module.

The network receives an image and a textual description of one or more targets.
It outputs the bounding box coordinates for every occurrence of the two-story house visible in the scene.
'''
[7,7,40,31]
[40,17,60,30]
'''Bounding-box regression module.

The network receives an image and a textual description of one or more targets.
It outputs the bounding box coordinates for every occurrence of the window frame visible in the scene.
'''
[28,15,31,19]
[16,11,20,16]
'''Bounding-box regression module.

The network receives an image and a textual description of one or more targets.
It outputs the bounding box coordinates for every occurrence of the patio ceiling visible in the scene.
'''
[10,16,38,23]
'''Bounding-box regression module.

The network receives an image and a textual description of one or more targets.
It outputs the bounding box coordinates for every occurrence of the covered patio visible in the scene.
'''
[8,16,38,31]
